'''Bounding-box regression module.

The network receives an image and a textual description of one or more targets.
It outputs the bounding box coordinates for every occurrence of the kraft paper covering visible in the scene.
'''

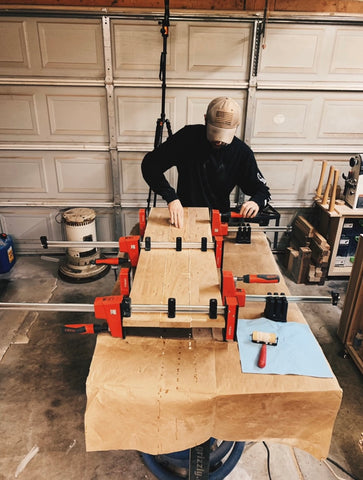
[84,208,342,459]
[85,334,341,459]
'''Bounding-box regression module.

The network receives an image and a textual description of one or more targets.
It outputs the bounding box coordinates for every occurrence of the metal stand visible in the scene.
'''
[147,0,173,212]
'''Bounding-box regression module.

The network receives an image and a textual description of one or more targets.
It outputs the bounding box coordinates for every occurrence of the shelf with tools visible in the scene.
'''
[338,235,363,373]
[315,203,363,276]
[313,155,363,277]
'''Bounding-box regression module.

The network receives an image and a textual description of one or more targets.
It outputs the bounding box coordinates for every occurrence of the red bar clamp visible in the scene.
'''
[94,295,124,338]
[211,209,228,236]
[225,296,238,341]
[139,208,146,237]
[214,236,224,269]
[119,235,140,267]
[222,270,246,307]
[119,267,130,296]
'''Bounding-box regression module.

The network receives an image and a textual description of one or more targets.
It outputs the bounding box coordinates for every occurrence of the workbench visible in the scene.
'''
[85,208,342,460]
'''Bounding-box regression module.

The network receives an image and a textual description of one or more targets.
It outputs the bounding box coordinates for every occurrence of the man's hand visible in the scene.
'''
[168,199,184,229]
[239,200,259,218]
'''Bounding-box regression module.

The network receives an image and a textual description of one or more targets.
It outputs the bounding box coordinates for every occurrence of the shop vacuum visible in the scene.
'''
[58,208,110,283]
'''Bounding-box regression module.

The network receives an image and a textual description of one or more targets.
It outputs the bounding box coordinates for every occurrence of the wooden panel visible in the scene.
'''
[127,208,224,328]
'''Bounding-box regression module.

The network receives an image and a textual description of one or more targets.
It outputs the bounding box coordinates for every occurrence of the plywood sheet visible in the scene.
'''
[125,208,224,328]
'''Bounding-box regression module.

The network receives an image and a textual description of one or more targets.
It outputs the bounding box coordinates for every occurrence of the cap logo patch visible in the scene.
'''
[214,110,233,127]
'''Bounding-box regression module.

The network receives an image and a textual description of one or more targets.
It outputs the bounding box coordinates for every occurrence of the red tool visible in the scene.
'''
[93,258,128,266]
[64,323,108,334]
[139,209,147,237]
[235,274,280,284]
[221,271,246,341]
[251,331,278,368]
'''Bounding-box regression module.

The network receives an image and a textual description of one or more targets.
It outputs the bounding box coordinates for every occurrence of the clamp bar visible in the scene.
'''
[245,293,339,304]
[40,237,214,250]
[0,293,338,313]
[229,226,292,233]
[140,240,215,250]
[130,303,225,315]
[40,238,119,249]
[0,302,94,312]
[0,301,224,315]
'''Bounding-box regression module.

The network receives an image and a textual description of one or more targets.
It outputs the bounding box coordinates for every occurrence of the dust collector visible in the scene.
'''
[58,208,110,283]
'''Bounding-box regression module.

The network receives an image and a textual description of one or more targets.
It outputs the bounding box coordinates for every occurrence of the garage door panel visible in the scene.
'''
[0,154,48,194]
[115,88,247,146]
[112,21,175,78]
[115,90,176,144]
[37,20,104,75]
[187,23,252,80]
[0,20,30,70]
[0,86,108,144]
[47,93,108,138]
[112,21,252,85]
[318,98,363,138]
[0,17,104,78]
[0,151,112,200]
[249,91,363,149]
[0,93,39,135]
[330,28,363,74]
[258,24,363,87]
[55,155,112,195]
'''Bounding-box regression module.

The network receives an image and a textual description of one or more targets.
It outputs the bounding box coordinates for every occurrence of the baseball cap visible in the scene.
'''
[206,97,241,144]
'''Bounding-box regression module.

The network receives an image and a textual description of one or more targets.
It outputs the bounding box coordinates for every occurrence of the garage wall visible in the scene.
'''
[0,11,363,252]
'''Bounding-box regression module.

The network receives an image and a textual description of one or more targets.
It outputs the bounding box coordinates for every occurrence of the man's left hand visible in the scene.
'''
[239,201,259,218]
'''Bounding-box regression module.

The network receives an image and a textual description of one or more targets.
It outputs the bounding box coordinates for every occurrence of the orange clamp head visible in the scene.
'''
[118,235,140,267]
[211,210,228,237]
[94,295,124,338]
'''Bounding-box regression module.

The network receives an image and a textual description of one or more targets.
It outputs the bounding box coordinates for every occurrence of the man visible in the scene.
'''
[142,96,270,229]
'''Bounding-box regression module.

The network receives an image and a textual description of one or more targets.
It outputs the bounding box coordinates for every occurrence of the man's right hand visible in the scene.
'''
[168,199,184,229]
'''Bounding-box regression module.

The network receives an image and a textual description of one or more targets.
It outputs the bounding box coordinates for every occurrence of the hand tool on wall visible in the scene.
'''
[251,331,278,368]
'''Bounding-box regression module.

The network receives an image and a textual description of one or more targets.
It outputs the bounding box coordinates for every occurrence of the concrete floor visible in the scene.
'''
[0,254,362,480]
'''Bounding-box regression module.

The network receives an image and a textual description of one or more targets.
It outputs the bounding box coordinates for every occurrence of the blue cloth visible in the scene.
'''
[236,318,334,377]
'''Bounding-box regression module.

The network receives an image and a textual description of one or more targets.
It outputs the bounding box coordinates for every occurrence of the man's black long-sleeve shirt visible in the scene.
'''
[142,124,270,213]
